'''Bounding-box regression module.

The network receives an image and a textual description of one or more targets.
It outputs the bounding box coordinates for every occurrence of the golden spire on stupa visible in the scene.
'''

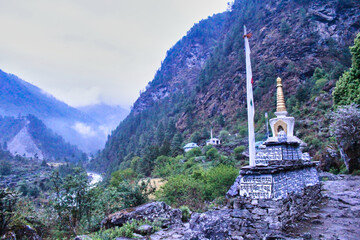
[276,77,287,113]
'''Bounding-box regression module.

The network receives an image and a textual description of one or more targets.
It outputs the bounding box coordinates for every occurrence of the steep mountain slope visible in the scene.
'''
[0,115,84,161]
[91,0,360,176]
[0,69,105,152]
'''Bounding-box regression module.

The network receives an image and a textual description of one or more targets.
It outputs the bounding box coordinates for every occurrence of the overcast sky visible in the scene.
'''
[0,0,230,108]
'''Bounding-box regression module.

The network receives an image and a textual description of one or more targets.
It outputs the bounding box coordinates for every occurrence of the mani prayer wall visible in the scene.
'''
[226,77,321,234]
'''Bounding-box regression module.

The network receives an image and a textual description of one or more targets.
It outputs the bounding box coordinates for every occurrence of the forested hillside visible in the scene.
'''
[90,0,360,178]
[0,115,85,162]
[0,69,105,152]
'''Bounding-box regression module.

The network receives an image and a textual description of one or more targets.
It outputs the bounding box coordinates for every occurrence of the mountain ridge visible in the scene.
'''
[0,115,85,161]
[0,69,128,153]
[90,0,360,177]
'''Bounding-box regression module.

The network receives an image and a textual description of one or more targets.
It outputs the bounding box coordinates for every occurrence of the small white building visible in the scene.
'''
[183,142,199,152]
[206,129,221,146]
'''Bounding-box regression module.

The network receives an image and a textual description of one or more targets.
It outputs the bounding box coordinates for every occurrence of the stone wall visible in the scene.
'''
[233,184,321,232]
[272,167,319,199]
[186,183,321,239]
[227,162,319,200]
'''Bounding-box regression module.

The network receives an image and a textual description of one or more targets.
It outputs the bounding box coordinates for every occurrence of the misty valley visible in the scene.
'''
[0,0,360,239]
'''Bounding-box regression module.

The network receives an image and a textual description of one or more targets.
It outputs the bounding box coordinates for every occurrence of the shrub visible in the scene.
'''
[206,148,219,161]
[234,146,246,161]
[0,189,18,236]
[179,206,191,222]
[0,161,11,175]
[280,18,291,35]
[333,33,360,106]
[185,148,202,159]
[219,130,230,142]
[204,165,238,199]
[110,168,137,187]
[116,179,155,208]
[152,156,179,178]
[330,104,360,172]
[352,169,360,176]
[91,219,161,240]
[329,167,339,175]
[339,164,349,174]
[190,131,202,143]
[156,174,206,210]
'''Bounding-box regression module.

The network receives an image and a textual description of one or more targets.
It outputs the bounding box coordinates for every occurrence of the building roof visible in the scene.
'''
[183,142,199,149]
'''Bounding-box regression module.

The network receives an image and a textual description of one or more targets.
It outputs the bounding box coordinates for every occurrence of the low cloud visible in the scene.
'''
[73,122,97,137]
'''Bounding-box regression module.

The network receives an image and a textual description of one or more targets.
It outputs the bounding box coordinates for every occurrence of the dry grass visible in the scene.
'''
[140,178,167,200]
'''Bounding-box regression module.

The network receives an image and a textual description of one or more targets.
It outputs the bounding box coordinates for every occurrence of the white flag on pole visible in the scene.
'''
[244,25,256,167]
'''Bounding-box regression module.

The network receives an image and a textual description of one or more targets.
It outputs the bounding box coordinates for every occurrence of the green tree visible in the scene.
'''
[171,133,183,156]
[156,174,206,210]
[0,189,18,236]
[190,131,202,143]
[185,148,202,159]
[50,167,92,235]
[234,146,246,161]
[333,33,360,106]
[205,165,239,199]
[330,104,360,172]
[0,161,11,175]
[110,168,137,187]
[116,180,155,208]
[206,147,219,161]
[219,130,230,142]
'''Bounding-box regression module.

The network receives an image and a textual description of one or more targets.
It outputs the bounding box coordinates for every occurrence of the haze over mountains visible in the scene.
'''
[0,69,129,154]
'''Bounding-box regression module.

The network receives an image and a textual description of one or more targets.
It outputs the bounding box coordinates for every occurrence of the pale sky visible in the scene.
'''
[0,0,230,108]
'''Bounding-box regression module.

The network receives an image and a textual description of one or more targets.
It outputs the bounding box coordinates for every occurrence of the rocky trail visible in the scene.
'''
[287,175,360,240]
[150,174,360,240]
[81,174,360,240]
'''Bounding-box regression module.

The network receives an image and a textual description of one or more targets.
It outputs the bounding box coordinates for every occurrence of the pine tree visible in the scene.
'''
[333,33,360,106]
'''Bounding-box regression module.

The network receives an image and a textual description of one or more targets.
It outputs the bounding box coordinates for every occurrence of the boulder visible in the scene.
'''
[135,224,153,235]
[185,210,234,240]
[101,201,182,229]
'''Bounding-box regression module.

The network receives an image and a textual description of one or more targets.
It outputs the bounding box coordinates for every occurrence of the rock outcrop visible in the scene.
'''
[93,175,360,239]
[101,201,182,229]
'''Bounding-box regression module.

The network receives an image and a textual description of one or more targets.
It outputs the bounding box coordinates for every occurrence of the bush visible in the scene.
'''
[157,165,239,210]
[0,189,18,236]
[333,33,360,106]
[234,146,246,161]
[352,169,360,176]
[206,148,219,161]
[110,168,137,187]
[205,165,238,199]
[116,179,155,208]
[179,206,191,222]
[156,174,206,210]
[280,18,290,35]
[152,156,179,178]
[219,130,230,142]
[0,161,11,175]
[185,148,202,159]
[330,104,360,172]
[91,219,161,240]
[329,167,339,175]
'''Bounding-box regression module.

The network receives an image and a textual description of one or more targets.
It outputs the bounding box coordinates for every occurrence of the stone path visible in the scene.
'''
[148,175,360,240]
[149,223,190,240]
[287,175,360,240]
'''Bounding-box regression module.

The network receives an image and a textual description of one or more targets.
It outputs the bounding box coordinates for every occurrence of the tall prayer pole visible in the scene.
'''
[244,26,256,167]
